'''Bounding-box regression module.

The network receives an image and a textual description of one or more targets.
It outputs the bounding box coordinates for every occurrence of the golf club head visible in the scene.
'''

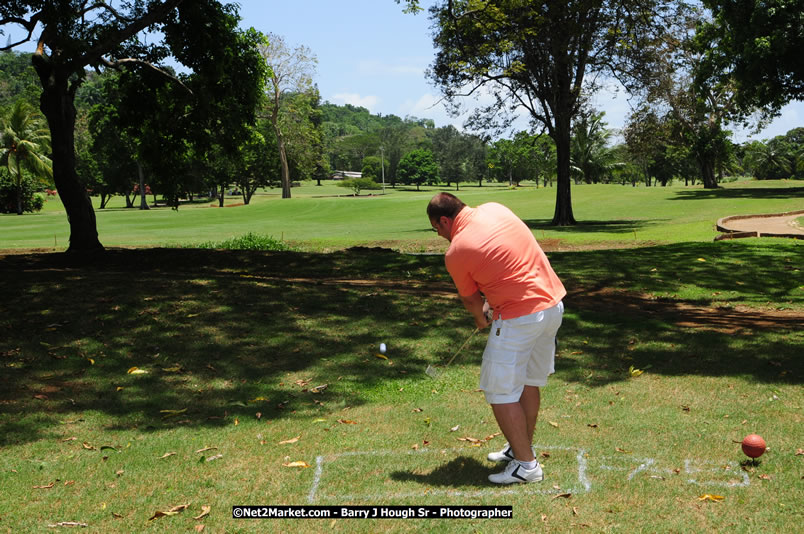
[425,364,442,379]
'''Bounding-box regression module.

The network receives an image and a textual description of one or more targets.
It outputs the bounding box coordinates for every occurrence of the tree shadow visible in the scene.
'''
[521,219,658,234]
[670,187,804,201]
[0,242,800,447]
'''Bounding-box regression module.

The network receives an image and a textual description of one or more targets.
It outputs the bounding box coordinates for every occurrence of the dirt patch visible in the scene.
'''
[717,210,804,240]
[240,274,802,334]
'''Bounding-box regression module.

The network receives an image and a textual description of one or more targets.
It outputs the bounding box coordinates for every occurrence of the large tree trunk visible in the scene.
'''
[699,157,718,189]
[137,161,150,210]
[33,59,103,252]
[552,112,576,226]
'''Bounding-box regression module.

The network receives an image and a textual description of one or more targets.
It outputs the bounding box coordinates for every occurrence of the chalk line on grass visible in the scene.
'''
[308,445,589,504]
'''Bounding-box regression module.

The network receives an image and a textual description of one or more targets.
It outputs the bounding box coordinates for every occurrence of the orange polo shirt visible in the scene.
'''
[445,203,566,320]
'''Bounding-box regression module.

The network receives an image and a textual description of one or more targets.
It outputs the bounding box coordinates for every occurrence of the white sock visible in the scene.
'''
[519,460,537,470]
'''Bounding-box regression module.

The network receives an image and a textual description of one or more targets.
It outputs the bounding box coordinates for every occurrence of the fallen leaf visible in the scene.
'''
[195,447,218,453]
[33,394,48,400]
[159,452,177,459]
[759,474,772,481]
[48,522,88,528]
[411,443,419,450]
[552,493,572,500]
[628,365,643,377]
[33,482,55,489]
[548,421,559,428]
[149,504,190,521]
[572,507,579,516]
[279,435,301,445]
[193,506,210,520]
[64,480,75,486]
[283,461,311,468]
[450,425,460,432]
[697,258,707,262]
[541,452,551,459]
[205,454,223,462]
[62,437,77,442]
[195,525,205,532]
[697,494,724,502]
[116,470,124,477]
[412,408,423,412]
[615,447,631,453]
[795,449,804,456]
[162,365,182,373]
[587,424,599,428]
[82,442,96,450]
[337,419,357,425]
[310,384,328,393]
[375,353,388,360]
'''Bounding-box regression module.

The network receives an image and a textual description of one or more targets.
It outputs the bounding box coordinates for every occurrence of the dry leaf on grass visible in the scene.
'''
[47,522,88,528]
[195,525,205,532]
[193,505,211,520]
[552,493,572,500]
[337,419,357,425]
[195,447,217,453]
[697,494,724,502]
[375,353,388,360]
[159,452,177,459]
[279,435,301,445]
[548,421,559,428]
[310,384,328,393]
[283,461,311,468]
[149,503,190,520]
[33,482,55,489]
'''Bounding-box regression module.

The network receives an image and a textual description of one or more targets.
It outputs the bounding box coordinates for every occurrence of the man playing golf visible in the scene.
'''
[427,192,566,484]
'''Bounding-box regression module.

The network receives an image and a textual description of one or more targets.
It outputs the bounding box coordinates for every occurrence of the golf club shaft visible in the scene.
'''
[443,327,480,367]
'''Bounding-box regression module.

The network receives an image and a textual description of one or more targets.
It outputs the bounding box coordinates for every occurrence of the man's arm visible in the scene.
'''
[460,290,491,330]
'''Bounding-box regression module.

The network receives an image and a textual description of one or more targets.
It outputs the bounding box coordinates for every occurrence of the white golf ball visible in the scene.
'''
[379,343,387,354]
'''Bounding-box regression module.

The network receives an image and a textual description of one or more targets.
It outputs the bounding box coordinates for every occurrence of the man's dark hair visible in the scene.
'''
[427,192,466,220]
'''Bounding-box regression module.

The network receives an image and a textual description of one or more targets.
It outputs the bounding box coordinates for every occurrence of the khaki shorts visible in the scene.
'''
[479,301,564,404]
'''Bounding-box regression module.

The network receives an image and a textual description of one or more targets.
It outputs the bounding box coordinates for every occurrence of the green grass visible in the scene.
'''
[0,180,802,532]
[2,179,803,251]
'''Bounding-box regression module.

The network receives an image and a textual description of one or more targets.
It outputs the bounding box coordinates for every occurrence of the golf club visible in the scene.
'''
[425,326,480,379]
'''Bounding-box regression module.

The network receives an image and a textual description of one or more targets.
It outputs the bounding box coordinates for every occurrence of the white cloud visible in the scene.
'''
[330,93,380,111]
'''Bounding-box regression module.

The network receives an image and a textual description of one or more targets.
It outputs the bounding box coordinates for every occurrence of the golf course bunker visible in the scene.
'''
[307,446,752,503]
[308,445,591,503]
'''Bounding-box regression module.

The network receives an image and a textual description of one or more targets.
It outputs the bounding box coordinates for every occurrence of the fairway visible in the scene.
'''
[2,179,803,251]
[1,181,802,533]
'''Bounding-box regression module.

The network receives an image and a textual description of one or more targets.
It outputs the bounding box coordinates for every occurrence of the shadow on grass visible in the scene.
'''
[670,187,804,201]
[389,456,490,487]
[0,242,801,446]
[521,219,658,234]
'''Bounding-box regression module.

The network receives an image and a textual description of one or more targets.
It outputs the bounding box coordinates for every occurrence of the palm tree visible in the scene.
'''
[0,100,53,214]
[570,112,622,184]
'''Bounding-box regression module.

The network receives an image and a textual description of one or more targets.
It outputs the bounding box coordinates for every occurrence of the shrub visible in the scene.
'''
[195,232,295,251]
[337,177,380,196]
[0,172,45,214]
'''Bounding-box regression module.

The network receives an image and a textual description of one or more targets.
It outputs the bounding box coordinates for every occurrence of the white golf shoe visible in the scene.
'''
[488,460,544,484]
[487,442,537,463]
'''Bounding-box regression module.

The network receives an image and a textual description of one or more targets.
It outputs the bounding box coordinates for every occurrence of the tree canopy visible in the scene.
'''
[0,0,267,252]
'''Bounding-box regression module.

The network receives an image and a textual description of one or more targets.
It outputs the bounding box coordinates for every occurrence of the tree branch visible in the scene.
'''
[77,0,185,69]
[100,57,193,95]
[0,12,43,51]
[80,2,135,24]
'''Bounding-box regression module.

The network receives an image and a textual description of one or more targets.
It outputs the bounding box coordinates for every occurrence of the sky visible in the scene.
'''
[233,0,802,143]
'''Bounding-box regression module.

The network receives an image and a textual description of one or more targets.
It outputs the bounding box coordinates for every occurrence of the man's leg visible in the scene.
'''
[491,396,537,463]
